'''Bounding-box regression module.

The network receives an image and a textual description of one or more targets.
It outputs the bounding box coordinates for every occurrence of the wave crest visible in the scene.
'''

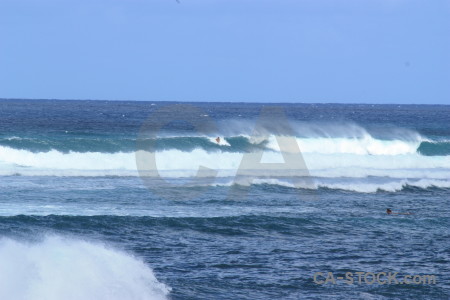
[0,236,170,300]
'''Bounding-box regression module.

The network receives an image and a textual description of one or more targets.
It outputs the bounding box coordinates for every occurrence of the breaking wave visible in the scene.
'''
[1,123,449,192]
[0,235,170,300]
[1,146,449,177]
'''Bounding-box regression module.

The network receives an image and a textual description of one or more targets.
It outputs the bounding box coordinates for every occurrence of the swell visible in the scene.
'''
[0,135,255,153]
[417,141,450,156]
[0,215,333,234]
[2,135,441,155]
[218,178,450,193]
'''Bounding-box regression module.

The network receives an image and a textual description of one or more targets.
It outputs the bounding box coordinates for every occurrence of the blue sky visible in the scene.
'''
[0,0,449,104]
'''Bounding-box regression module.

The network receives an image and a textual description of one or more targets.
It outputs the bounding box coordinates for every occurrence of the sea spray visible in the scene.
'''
[0,236,170,300]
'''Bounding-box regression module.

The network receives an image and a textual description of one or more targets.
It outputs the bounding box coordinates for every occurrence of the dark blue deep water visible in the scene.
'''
[0,100,449,299]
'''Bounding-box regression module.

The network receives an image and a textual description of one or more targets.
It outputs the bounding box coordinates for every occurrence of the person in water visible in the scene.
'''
[215,137,220,144]
[386,208,413,215]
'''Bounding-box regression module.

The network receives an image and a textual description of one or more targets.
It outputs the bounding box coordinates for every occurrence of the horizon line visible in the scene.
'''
[0,97,448,106]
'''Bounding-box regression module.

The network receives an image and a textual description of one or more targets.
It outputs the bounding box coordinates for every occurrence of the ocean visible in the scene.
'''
[0,99,449,299]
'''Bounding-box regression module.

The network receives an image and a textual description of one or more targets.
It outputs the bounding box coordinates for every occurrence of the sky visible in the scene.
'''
[0,0,449,104]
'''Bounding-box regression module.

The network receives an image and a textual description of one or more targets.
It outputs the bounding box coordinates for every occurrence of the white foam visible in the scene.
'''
[265,134,421,155]
[1,144,450,179]
[316,179,450,193]
[0,146,134,170]
[0,236,170,300]
[217,178,450,193]
[329,178,445,192]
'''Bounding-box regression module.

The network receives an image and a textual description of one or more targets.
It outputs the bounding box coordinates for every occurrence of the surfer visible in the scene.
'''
[386,208,413,215]
[215,137,220,144]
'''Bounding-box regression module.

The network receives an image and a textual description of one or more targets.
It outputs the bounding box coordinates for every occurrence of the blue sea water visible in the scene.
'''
[0,99,449,299]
